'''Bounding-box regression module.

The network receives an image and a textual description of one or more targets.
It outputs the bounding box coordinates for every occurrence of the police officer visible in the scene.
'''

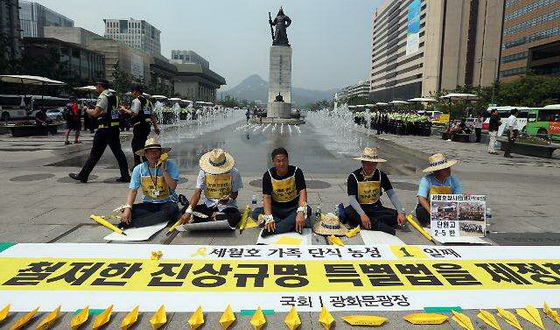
[69,79,130,183]
[120,85,160,167]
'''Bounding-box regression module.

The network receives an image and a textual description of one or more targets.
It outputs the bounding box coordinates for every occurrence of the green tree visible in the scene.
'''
[111,61,131,96]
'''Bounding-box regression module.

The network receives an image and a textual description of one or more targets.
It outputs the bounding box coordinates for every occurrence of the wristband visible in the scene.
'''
[264,214,274,224]
[123,204,132,209]
[185,206,193,215]
[296,205,307,216]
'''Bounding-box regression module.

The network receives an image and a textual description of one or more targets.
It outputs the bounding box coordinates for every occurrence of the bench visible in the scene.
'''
[498,138,560,158]
[8,124,58,137]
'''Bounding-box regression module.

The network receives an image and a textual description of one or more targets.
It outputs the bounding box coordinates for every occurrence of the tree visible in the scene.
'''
[111,61,131,96]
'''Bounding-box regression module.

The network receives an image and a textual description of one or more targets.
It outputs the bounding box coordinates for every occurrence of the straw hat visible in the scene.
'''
[423,153,458,173]
[313,213,349,236]
[135,137,171,156]
[199,149,235,174]
[353,147,387,163]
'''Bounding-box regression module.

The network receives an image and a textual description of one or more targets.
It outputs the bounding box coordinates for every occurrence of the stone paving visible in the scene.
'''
[1,120,560,329]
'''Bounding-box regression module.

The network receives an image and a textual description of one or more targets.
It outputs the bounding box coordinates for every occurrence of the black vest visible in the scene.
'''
[131,95,151,126]
[97,90,118,127]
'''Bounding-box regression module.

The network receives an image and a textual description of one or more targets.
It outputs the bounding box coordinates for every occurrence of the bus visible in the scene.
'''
[526,104,560,140]
[0,95,29,121]
[483,106,529,135]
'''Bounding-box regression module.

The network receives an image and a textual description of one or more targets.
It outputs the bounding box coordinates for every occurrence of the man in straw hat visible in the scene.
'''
[340,147,406,235]
[416,153,462,225]
[252,148,312,237]
[119,137,180,228]
[179,149,243,227]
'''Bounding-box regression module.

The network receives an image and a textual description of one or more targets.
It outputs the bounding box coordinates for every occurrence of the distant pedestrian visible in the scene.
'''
[64,97,81,145]
[474,113,483,142]
[504,108,519,158]
[487,109,501,154]
[245,109,250,123]
[35,108,48,126]
[69,79,130,183]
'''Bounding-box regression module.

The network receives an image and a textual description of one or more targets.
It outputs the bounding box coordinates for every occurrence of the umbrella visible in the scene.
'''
[441,93,479,100]
[376,102,389,106]
[0,74,66,86]
[408,97,437,102]
[181,99,193,103]
[75,85,96,92]
[168,98,182,101]
[151,95,168,100]
[365,104,376,107]
[390,100,409,105]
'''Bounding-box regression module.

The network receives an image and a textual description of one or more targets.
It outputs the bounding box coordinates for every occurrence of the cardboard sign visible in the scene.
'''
[430,194,487,238]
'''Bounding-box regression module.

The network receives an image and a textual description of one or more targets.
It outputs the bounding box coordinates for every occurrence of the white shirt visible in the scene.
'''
[130,98,141,114]
[508,115,518,130]
[474,117,483,129]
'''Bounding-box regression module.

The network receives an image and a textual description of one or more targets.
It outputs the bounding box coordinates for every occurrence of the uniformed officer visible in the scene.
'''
[119,85,160,167]
[69,79,130,183]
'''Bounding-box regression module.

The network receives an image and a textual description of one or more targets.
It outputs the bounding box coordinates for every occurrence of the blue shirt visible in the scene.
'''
[129,160,180,203]
[417,174,462,198]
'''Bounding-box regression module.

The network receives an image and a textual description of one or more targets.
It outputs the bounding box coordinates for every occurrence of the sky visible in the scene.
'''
[34,0,384,91]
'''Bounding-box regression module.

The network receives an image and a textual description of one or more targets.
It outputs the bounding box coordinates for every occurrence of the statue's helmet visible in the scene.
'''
[278,7,284,15]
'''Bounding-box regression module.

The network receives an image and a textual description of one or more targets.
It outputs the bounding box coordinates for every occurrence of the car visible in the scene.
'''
[46,108,64,121]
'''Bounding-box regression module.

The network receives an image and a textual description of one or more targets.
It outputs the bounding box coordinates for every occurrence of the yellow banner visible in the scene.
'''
[1,258,559,292]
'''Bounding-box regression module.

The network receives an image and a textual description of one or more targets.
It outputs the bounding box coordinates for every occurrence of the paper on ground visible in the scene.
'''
[257,228,313,245]
[177,220,234,232]
[360,230,405,245]
[434,236,491,245]
[104,223,167,241]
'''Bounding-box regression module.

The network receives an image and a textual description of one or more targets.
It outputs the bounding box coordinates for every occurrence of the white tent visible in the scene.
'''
[441,93,479,100]
[390,100,409,105]
[408,97,437,102]
[375,102,389,106]
[151,95,168,100]
[168,98,182,102]
[0,74,66,86]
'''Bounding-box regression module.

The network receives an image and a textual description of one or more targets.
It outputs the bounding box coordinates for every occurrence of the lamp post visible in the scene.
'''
[477,57,498,106]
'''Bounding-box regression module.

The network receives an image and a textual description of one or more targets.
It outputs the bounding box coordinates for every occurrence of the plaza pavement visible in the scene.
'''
[1,122,560,329]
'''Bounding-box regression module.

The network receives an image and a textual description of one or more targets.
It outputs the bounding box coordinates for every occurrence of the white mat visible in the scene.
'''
[435,236,492,245]
[256,228,313,246]
[360,230,406,245]
[104,222,167,242]
[177,220,235,232]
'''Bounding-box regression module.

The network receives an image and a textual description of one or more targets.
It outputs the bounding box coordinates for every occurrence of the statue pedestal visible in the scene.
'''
[267,45,292,119]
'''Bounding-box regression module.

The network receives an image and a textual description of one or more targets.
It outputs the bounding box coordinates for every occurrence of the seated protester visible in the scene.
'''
[35,108,49,126]
[342,147,406,235]
[416,153,461,226]
[120,137,180,228]
[252,148,312,237]
[179,149,243,228]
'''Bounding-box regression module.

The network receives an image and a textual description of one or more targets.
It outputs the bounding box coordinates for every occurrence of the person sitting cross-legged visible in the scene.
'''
[252,148,312,237]
[119,137,180,228]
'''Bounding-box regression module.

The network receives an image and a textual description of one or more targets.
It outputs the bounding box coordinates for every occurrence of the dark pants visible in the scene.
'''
[131,124,150,167]
[187,204,242,228]
[416,204,430,226]
[123,202,179,228]
[252,204,312,237]
[504,130,518,157]
[344,204,398,235]
[475,128,482,142]
[78,127,130,180]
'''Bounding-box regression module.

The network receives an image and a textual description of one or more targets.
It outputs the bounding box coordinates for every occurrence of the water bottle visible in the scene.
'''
[251,194,257,208]
[315,205,322,221]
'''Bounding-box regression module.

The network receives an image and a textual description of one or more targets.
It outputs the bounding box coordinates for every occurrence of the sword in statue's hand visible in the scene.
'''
[268,12,274,42]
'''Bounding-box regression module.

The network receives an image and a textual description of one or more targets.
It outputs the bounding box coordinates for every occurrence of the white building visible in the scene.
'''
[335,80,370,101]
[170,50,209,69]
[103,19,161,56]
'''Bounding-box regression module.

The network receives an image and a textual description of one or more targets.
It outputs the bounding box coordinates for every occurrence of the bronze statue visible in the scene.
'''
[269,7,292,46]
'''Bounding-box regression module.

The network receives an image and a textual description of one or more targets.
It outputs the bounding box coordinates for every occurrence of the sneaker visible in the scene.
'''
[116,177,131,183]
[69,173,87,183]
[213,212,227,221]
[504,154,514,158]
[64,141,70,145]
[74,141,82,144]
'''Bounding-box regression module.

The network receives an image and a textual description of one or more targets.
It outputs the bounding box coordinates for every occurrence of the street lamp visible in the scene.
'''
[477,57,498,106]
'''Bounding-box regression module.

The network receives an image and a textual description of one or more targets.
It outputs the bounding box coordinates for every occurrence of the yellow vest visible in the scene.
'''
[141,166,170,201]
[204,173,232,199]
[429,185,452,196]
[353,170,381,204]
[270,167,298,203]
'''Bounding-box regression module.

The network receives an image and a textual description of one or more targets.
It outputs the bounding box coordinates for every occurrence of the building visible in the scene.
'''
[370,0,504,102]
[22,37,104,81]
[104,19,161,56]
[499,0,560,81]
[170,50,209,69]
[174,63,226,102]
[0,0,22,63]
[44,26,103,46]
[19,1,73,38]
[335,80,370,101]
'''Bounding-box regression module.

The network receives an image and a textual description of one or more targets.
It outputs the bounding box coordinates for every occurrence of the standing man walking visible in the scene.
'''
[120,85,160,167]
[69,79,130,183]
[64,97,82,145]
[487,109,501,154]
[474,113,483,143]
[504,108,519,158]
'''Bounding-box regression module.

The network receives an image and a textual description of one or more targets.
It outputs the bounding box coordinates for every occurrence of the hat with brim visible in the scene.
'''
[313,213,349,236]
[423,153,458,173]
[353,147,387,163]
[135,137,171,157]
[199,149,235,174]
